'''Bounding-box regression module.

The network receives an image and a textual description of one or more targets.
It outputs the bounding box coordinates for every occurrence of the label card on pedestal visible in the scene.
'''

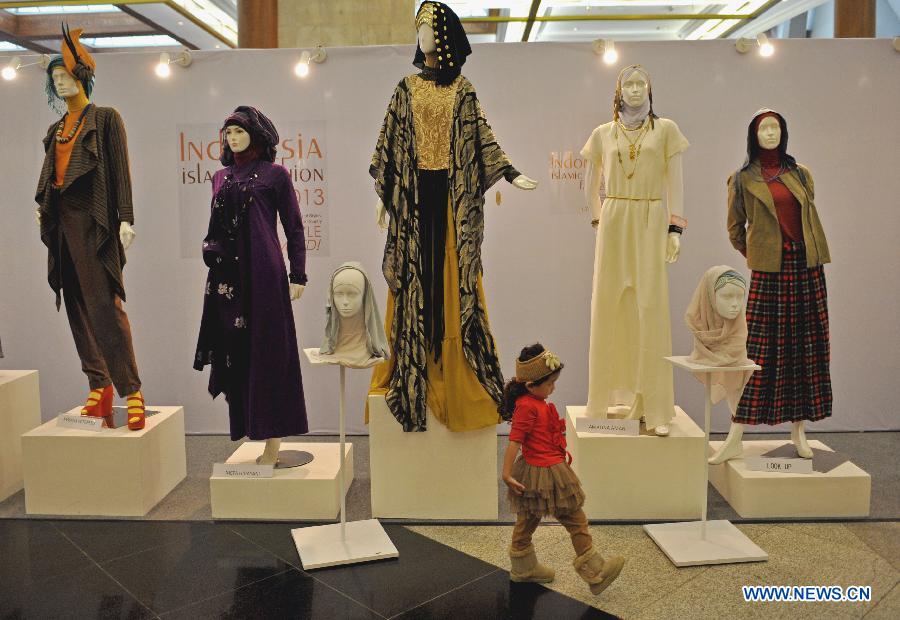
[57,413,105,432]
[212,463,275,478]
[575,418,640,436]
[744,456,813,475]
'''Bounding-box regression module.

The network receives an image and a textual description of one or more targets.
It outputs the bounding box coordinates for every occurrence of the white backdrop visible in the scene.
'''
[1,39,898,435]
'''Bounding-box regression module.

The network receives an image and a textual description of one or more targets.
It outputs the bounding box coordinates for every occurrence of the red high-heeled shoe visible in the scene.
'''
[127,391,145,431]
[81,385,114,428]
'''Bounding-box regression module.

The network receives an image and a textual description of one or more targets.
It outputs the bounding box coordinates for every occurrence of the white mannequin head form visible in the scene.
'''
[224,124,251,154]
[418,22,437,54]
[332,268,366,319]
[51,66,80,99]
[620,70,648,107]
[714,281,746,320]
[756,115,781,150]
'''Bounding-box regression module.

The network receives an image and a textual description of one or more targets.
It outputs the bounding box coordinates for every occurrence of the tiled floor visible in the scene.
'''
[410,521,900,620]
[0,518,611,619]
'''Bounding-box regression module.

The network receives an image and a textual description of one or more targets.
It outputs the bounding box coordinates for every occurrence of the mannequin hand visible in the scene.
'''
[376,199,388,231]
[512,175,538,190]
[35,209,42,227]
[666,233,681,264]
[503,474,526,496]
[120,222,135,251]
[289,284,305,301]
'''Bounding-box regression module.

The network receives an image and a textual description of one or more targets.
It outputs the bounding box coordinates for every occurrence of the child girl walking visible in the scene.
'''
[501,343,625,595]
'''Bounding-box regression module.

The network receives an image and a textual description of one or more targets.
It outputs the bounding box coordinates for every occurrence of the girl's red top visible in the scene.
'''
[509,393,569,466]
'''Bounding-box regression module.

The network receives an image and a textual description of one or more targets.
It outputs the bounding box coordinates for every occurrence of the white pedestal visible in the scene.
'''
[292,519,399,569]
[708,440,871,518]
[369,394,498,520]
[566,406,706,519]
[21,406,186,516]
[210,442,353,520]
[643,520,768,567]
[0,371,41,502]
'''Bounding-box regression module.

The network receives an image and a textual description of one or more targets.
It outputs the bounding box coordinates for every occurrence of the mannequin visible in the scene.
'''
[193,106,309,466]
[34,26,146,430]
[722,109,832,462]
[314,263,389,368]
[684,267,756,465]
[580,65,689,436]
[368,1,537,433]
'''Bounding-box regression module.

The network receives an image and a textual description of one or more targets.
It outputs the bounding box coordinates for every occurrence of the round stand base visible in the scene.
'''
[274,450,315,469]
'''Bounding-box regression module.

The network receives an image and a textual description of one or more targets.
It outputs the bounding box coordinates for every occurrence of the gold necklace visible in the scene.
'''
[615,120,648,160]
[615,122,650,179]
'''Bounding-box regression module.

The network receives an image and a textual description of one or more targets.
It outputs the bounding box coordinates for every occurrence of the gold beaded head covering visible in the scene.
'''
[413,2,471,85]
[614,64,656,128]
[515,349,564,384]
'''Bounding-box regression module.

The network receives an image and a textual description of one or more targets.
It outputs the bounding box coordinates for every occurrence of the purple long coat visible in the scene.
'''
[194,159,308,440]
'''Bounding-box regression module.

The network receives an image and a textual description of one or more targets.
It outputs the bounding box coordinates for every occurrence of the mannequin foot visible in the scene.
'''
[709,438,743,464]
[81,385,114,428]
[653,425,669,436]
[791,422,813,458]
[256,439,282,466]
[126,391,145,431]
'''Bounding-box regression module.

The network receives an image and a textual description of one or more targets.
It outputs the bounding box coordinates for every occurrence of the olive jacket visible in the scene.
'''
[727,161,830,273]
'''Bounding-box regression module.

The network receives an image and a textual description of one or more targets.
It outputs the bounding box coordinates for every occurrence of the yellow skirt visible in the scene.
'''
[366,201,501,432]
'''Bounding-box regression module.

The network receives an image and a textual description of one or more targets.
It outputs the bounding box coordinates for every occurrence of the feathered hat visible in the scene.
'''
[45,24,96,112]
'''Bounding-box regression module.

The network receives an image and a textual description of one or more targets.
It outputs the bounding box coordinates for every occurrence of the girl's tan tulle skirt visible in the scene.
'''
[507,457,586,518]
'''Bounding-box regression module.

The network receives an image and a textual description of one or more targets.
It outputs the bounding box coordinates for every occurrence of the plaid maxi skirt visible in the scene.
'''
[734,241,832,425]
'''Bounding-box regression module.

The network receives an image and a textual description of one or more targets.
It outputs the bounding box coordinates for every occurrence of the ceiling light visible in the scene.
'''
[736,33,775,57]
[757,33,774,57]
[294,46,326,79]
[593,39,618,65]
[2,54,51,81]
[155,50,192,78]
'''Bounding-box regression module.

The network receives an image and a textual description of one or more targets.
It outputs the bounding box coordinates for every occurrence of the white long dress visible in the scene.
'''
[580,117,689,429]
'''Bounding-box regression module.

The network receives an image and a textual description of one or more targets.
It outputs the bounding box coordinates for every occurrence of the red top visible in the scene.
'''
[509,394,569,467]
[759,148,803,243]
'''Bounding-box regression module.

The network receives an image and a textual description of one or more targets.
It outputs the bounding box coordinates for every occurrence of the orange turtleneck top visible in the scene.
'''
[54,91,90,188]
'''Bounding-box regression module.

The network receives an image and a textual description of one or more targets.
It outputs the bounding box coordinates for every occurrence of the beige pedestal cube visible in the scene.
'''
[369,394,498,520]
[210,442,353,520]
[708,440,871,518]
[566,406,706,520]
[0,370,42,502]
[21,406,186,516]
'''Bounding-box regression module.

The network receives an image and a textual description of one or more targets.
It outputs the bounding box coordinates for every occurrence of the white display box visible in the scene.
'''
[210,442,353,520]
[369,394,498,520]
[566,406,706,520]
[708,440,871,518]
[0,371,42,502]
[21,406,186,516]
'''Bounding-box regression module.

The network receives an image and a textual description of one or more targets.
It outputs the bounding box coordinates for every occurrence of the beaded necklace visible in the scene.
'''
[55,104,92,144]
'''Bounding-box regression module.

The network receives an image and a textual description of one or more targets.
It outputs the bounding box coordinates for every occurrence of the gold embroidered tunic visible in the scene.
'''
[409,75,460,170]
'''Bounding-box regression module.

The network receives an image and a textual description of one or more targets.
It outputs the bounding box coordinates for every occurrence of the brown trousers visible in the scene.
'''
[511,508,593,557]
[59,205,141,397]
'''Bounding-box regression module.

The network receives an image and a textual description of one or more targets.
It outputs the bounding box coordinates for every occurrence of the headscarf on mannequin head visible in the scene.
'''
[413,2,471,86]
[45,24,96,114]
[219,106,279,166]
[320,262,390,360]
[685,265,755,412]
[613,64,657,129]
[742,108,797,171]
